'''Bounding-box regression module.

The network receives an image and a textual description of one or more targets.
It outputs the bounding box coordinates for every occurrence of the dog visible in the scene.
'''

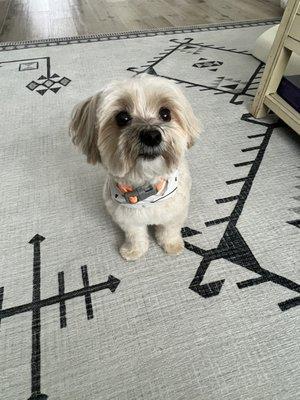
[70,74,200,261]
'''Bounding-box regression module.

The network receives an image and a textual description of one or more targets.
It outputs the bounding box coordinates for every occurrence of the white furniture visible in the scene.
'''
[251,0,300,134]
[253,24,300,75]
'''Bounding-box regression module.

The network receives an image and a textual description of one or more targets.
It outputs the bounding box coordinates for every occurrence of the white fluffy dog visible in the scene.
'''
[70,75,199,261]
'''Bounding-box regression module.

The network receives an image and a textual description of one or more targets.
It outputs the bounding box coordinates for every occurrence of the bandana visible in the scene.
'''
[109,170,178,208]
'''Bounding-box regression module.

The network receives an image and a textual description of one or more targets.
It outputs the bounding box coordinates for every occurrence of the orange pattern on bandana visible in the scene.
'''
[117,179,166,204]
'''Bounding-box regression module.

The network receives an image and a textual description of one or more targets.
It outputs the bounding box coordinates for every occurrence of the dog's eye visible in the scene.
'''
[115,111,132,127]
[159,107,171,122]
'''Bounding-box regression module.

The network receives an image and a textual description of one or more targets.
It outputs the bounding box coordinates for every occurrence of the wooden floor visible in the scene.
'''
[0,0,282,42]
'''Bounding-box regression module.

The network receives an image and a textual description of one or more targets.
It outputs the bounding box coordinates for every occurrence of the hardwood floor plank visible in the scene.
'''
[0,0,11,35]
[0,0,283,42]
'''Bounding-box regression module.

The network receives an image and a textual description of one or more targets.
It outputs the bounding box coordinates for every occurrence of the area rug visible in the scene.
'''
[0,20,299,400]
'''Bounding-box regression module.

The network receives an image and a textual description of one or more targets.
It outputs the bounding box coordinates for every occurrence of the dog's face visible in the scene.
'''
[70,75,199,179]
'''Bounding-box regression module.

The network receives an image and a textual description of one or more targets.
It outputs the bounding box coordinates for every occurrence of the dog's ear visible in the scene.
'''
[69,94,101,164]
[186,104,200,149]
[181,98,200,149]
[173,88,200,149]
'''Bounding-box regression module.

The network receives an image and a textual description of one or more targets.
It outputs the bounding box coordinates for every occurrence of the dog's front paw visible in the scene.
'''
[162,238,184,256]
[119,243,148,261]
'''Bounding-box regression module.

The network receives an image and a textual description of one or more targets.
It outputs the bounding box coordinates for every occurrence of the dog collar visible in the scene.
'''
[110,170,178,208]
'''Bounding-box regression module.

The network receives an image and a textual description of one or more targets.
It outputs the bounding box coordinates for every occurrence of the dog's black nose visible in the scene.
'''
[139,129,162,147]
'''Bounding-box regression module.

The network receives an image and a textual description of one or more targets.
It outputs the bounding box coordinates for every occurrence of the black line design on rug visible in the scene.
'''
[184,114,300,313]
[127,37,263,105]
[0,234,120,400]
[0,57,71,95]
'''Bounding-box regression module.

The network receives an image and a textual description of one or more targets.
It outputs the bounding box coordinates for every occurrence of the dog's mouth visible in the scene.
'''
[138,146,162,160]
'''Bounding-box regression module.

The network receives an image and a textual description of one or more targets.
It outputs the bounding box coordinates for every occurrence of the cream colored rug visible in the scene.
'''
[0,20,299,400]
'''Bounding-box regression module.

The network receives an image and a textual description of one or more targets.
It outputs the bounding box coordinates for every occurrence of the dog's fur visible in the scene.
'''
[70,75,199,260]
